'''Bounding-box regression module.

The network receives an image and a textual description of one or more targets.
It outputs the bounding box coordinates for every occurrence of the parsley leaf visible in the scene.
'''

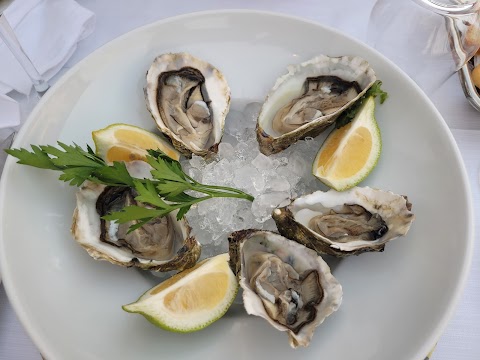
[4,142,254,231]
[133,179,170,209]
[370,81,389,104]
[59,167,97,186]
[176,205,192,220]
[41,143,103,168]
[335,80,388,129]
[5,146,58,170]
[156,182,191,198]
[92,161,134,187]
[102,205,167,223]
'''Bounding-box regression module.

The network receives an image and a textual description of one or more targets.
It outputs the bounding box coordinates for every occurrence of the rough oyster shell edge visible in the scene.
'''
[144,52,231,158]
[272,187,415,257]
[71,182,201,272]
[256,55,377,155]
[228,229,343,348]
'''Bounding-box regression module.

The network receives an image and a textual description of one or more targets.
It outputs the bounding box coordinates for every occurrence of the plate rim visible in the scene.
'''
[0,9,474,360]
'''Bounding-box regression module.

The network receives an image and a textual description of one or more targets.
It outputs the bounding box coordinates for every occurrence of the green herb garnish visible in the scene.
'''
[5,144,254,230]
[335,80,388,129]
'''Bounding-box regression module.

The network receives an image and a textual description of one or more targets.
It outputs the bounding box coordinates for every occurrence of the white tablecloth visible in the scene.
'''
[1,1,479,359]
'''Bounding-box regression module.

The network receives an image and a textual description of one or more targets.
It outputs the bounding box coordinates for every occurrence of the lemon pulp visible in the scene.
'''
[122,253,238,333]
[313,96,381,191]
[92,123,180,163]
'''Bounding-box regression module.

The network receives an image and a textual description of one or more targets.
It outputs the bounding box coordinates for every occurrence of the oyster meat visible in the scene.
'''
[229,229,342,348]
[256,55,376,155]
[272,187,414,257]
[71,161,200,271]
[145,52,230,157]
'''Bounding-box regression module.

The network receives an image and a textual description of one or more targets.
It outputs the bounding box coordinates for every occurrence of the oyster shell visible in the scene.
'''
[229,229,342,348]
[272,187,414,257]
[145,52,230,158]
[256,55,376,155]
[71,161,200,271]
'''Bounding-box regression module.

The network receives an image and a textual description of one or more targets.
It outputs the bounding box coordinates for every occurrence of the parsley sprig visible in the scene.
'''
[335,80,388,129]
[5,144,254,231]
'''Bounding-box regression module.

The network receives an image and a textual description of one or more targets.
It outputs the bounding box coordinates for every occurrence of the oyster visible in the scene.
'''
[145,52,230,158]
[256,55,376,155]
[229,229,342,348]
[71,161,200,271]
[272,187,414,257]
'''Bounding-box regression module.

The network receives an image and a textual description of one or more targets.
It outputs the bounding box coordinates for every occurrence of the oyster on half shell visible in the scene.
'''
[71,161,200,271]
[272,187,414,257]
[145,52,231,158]
[229,229,342,348]
[256,55,376,155]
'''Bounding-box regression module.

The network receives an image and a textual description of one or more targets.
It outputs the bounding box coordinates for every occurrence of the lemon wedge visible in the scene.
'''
[92,123,180,163]
[313,96,381,191]
[122,253,238,333]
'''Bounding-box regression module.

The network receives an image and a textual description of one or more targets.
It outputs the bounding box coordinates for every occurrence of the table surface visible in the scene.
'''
[0,1,479,359]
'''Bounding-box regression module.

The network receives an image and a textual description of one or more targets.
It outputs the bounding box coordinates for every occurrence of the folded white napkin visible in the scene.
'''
[0,0,94,130]
[0,0,95,95]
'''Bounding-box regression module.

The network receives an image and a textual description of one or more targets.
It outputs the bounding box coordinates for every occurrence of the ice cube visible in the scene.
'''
[213,159,234,184]
[215,199,236,225]
[201,161,218,184]
[221,132,239,147]
[218,142,235,160]
[236,127,256,143]
[251,170,265,193]
[190,154,206,169]
[188,167,202,182]
[272,156,289,168]
[252,153,274,170]
[243,102,262,123]
[265,177,291,192]
[234,205,255,229]
[233,165,265,194]
[251,192,290,223]
[225,109,247,137]
[287,153,310,178]
[263,218,278,231]
[196,200,211,216]
[234,141,249,157]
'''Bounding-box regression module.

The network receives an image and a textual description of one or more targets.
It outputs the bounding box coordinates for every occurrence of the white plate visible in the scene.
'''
[0,10,473,360]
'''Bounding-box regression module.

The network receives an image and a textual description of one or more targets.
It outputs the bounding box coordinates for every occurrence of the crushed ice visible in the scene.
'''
[182,100,329,258]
